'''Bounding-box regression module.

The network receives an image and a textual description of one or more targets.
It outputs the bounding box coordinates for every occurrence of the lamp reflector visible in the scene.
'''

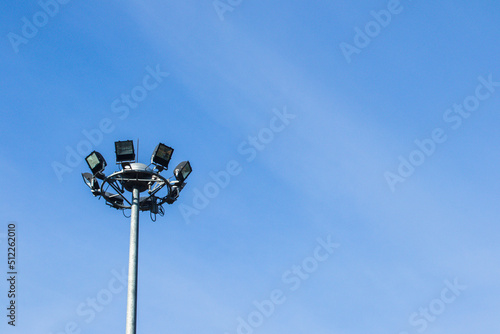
[115,140,135,163]
[151,143,174,169]
[85,151,106,176]
[174,161,192,182]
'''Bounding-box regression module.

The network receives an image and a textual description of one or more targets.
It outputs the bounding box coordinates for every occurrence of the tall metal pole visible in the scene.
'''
[126,187,140,334]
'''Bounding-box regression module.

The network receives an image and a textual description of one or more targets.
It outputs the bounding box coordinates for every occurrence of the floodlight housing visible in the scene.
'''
[86,151,107,177]
[82,172,99,189]
[103,192,124,208]
[151,143,174,169]
[174,161,192,183]
[115,140,135,163]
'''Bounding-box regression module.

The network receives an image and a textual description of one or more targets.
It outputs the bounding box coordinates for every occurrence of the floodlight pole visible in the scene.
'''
[83,142,192,334]
[125,187,140,334]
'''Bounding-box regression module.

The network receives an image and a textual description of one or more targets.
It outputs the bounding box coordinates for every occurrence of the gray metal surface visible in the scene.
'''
[125,187,140,334]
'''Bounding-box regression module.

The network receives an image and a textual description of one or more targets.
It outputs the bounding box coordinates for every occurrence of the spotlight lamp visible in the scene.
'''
[151,143,174,170]
[115,140,135,163]
[85,151,107,178]
[174,161,192,183]
[81,172,100,196]
[104,192,125,207]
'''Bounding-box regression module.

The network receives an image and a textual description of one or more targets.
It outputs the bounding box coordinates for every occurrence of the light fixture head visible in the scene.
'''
[82,172,100,195]
[85,151,107,177]
[151,143,174,170]
[115,140,135,163]
[174,161,192,183]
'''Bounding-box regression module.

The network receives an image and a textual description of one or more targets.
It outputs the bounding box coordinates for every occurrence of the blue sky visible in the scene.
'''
[1,0,500,333]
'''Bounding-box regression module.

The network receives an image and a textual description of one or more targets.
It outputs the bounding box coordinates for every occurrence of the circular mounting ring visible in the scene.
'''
[99,163,172,210]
